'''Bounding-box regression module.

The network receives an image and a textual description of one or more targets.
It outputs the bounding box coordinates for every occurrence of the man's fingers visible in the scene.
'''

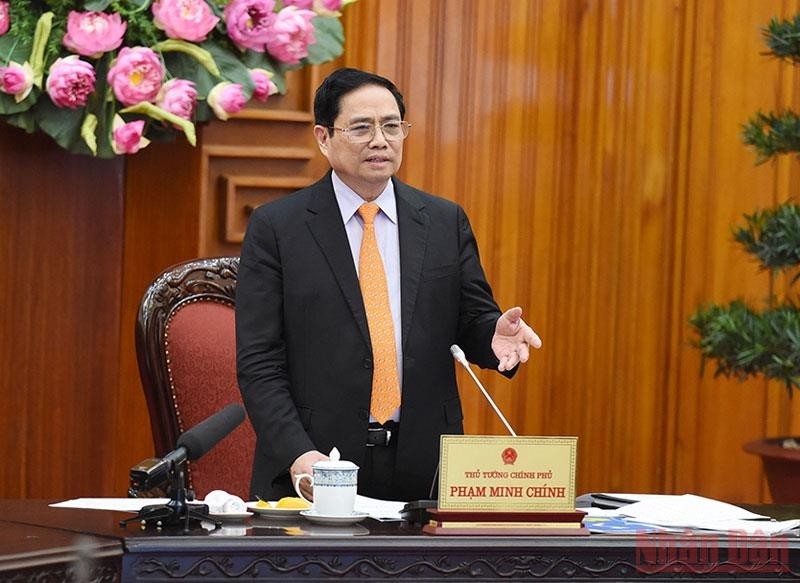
[520,318,542,349]
[503,306,523,323]
[498,351,519,372]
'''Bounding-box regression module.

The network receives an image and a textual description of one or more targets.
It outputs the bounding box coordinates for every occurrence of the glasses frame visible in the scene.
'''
[328,121,412,143]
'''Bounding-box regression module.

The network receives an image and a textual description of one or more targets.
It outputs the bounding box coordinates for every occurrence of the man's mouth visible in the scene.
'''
[365,156,390,164]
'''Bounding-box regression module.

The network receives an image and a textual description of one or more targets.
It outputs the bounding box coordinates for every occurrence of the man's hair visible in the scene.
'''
[314,67,406,131]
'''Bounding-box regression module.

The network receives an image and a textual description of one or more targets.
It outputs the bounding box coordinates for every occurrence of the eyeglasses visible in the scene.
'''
[329,121,412,143]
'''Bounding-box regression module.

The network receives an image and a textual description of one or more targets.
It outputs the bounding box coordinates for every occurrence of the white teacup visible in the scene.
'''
[293,447,358,516]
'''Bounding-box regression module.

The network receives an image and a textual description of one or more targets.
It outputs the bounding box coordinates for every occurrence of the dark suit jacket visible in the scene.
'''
[236,173,507,501]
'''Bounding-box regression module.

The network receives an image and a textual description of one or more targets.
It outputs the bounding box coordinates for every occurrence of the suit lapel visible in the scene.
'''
[303,175,430,353]
[304,176,371,348]
[395,180,429,352]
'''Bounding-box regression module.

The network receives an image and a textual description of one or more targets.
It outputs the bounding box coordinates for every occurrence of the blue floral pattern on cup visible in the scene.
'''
[314,468,358,487]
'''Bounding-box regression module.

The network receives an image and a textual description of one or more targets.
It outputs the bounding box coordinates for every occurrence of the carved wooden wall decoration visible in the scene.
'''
[200,68,335,258]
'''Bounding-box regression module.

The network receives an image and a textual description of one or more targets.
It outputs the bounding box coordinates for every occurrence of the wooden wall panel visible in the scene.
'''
[113,138,203,495]
[339,0,800,501]
[0,124,124,498]
[670,0,800,502]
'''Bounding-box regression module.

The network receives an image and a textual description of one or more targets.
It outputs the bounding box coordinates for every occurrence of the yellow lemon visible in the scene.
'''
[275,497,310,509]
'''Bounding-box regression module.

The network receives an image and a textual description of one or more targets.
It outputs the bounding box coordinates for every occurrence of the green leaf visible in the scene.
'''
[152,39,221,78]
[304,16,345,65]
[0,89,38,115]
[162,51,216,97]
[5,111,36,133]
[33,98,95,156]
[81,113,99,156]
[120,101,196,146]
[84,0,112,10]
[0,33,33,66]
[29,11,54,88]
[201,41,256,96]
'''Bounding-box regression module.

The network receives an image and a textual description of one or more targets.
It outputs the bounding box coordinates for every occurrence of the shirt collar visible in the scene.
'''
[332,171,398,225]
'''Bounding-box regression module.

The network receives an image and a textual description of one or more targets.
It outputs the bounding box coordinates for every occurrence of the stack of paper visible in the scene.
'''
[582,493,800,536]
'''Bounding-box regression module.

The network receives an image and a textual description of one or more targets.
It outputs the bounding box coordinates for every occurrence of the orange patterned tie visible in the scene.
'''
[357,202,401,423]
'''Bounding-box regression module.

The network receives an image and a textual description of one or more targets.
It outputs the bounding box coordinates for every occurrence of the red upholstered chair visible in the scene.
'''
[136,256,255,500]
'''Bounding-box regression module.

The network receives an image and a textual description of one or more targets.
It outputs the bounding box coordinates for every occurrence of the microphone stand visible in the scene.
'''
[120,463,218,533]
[401,345,520,525]
[451,344,517,436]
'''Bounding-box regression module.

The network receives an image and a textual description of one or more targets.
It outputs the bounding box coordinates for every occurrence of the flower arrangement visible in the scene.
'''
[0,0,351,157]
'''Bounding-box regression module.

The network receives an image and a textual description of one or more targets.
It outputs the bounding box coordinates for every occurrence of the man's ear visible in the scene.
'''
[313,125,330,156]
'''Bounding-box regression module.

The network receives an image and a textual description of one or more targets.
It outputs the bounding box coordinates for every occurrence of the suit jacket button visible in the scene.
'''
[363,357,372,368]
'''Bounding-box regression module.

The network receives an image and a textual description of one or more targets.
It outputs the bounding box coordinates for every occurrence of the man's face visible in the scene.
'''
[314,84,404,201]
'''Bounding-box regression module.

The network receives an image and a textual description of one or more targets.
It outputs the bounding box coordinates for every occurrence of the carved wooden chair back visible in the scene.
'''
[136,256,254,499]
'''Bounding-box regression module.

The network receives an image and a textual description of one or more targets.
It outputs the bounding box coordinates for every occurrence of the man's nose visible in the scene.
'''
[368,125,390,145]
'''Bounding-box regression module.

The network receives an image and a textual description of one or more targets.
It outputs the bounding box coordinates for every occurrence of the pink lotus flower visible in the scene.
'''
[112,116,150,154]
[152,0,220,42]
[250,68,277,102]
[0,61,33,102]
[46,56,96,109]
[266,7,316,65]
[63,11,127,58]
[283,0,313,8]
[156,78,197,120]
[285,0,341,16]
[224,0,276,52]
[313,0,342,17]
[107,47,164,106]
[0,2,10,36]
[207,81,246,120]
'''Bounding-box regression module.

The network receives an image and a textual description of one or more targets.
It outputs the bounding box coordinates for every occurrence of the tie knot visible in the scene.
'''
[358,202,380,225]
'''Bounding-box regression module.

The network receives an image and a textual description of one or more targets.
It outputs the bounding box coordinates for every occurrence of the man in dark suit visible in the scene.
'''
[236,68,541,502]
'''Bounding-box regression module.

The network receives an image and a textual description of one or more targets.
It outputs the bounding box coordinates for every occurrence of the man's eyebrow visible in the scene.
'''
[346,114,401,124]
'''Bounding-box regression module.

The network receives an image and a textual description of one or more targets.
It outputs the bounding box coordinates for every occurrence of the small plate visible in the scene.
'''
[207,511,253,521]
[246,502,308,517]
[300,510,369,525]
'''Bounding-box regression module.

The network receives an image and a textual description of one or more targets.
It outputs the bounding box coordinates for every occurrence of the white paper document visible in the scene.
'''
[354,495,405,521]
[616,494,800,535]
[51,496,407,522]
[50,498,169,512]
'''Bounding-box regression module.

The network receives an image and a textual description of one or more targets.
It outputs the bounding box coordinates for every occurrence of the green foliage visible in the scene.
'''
[742,111,800,163]
[690,301,800,397]
[762,15,800,64]
[734,202,800,273]
[305,17,345,65]
[690,15,800,398]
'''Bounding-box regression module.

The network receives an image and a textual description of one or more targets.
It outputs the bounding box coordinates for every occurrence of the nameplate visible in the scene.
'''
[437,435,577,512]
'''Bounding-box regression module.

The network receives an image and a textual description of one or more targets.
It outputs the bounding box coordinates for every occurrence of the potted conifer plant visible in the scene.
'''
[689,15,800,503]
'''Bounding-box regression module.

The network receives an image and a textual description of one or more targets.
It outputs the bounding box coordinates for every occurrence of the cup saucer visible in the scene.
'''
[300,510,369,525]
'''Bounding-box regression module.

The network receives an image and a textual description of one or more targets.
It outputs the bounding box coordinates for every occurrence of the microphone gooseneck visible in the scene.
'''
[450,344,517,437]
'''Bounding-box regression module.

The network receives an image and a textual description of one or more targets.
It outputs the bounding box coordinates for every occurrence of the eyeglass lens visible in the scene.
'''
[344,122,410,142]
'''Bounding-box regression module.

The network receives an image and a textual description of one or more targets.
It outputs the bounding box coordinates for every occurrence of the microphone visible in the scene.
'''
[177,402,245,460]
[130,403,245,492]
[450,344,517,436]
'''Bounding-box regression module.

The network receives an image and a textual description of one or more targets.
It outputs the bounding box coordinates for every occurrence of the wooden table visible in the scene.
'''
[2,500,800,581]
